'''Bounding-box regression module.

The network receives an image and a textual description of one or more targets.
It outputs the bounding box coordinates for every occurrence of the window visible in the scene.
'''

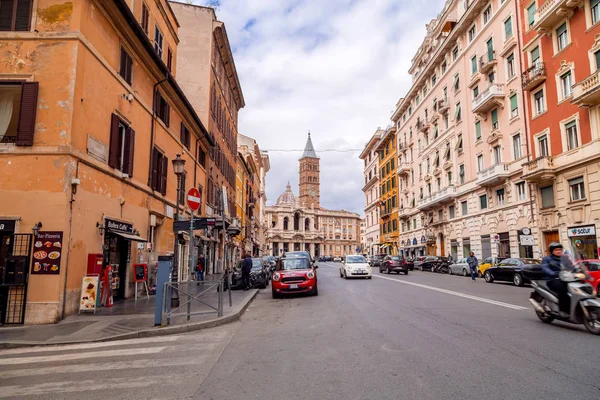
[531,46,540,66]
[154,25,164,59]
[473,86,479,98]
[456,134,463,152]
[453,74,460,91]
[483,5,492,24]
[198,146,207,168]
[488,71,495,83]
[455,102,461,122]
[0,82,39,145]
[150,148,168,194]
[471,55,478,74]
[566,120,579,150]
[461,200,468,216]
[560,71,573,99]
[496,188,505,205]
[0,0,32,31]
[477,154,484,172]
[486,38,494,62]
[556,23,568,52]
[141,2,150,34]
[180,122,191,150]
[459,164,465,184]
[534,89,545,115]
[538,134,549,156]
[447,171,452,185]
[513,134,522,159]
[432,74,437,86]
[493,145,501,164]
[119,47,133,85]
[449,205,455,219]
[177,170,187,205]
[154,91,170,126]
[475,121,482,140]
[527,3,536,27]
[167,47,173,72]
[540,186,555,208]
[413,219,417,230]
[480,194,488,210]
[510,94,518,118]
[452,46,459,61]
[491,109,498,130]
[516,182,527,201]
[569,177,586,201]
[593,0,600,25]
[468,25,476,42]
[504,17,513,39]
[507,53,515,78]
[595,50,600,70]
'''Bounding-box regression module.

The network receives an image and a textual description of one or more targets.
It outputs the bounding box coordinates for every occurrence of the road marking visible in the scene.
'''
[0,347,165,365]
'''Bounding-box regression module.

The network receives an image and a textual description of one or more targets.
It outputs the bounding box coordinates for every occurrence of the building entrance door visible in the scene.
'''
[543,231,559,254]
[0,234,32,325]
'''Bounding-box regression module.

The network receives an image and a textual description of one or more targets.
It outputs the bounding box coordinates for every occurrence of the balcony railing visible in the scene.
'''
[521,156,555,183]
[522,63,546,91]
[533,0,581,34]
[437,98,450,114]
[416,186,457,210]
[479,51,497,74]
[572,69,600,107]
[397,162,410,175]
[472,84,505,114]
[476,163,510,187]
[417,117,430,133]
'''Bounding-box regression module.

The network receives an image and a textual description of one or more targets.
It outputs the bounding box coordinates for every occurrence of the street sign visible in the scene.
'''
[173,218,217,232]
[187,188,201,211]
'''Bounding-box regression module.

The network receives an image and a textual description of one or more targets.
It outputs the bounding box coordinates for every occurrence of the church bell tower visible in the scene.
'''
[299,132,320,208]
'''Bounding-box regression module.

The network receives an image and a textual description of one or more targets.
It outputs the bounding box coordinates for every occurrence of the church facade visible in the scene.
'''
[265,134,361,258]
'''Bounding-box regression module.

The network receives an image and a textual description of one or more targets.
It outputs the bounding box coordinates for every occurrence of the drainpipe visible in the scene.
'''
[147,76,169,186]
[61,160,79,320]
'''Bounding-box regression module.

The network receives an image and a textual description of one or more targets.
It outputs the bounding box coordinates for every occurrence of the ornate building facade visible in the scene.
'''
[266,135,361,258]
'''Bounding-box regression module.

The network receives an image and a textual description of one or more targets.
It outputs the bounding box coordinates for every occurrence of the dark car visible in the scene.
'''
[484,258,543,286]
[379,255,410,275]
[412,256,428,270]
[371,254,386,268]
[250,258,270,289]
[419,256,450,272]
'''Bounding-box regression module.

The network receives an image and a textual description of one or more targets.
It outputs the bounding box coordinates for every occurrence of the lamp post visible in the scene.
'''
[171,154,186,308]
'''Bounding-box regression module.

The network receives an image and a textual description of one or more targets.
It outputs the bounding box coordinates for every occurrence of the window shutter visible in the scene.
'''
[14,0,32,31]
[165,102,170,127]
[0,0,15,31]
[154,91,160,115]
[124,127,135,177]
[120,48,127,79]
[15,81,38,146]
[150,148,159,189]
[160,155,168,195]
[108,114,120,168]
[180,122,185,145]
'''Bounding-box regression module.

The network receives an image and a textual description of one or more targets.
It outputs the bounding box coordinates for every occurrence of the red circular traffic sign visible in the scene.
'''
[187,188,201,211]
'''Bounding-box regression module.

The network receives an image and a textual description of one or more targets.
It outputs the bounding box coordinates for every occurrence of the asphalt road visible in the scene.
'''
[1,262,599,400]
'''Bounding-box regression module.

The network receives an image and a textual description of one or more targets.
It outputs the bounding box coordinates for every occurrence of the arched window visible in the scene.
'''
[294,213,300,231]
[305,218,310,231]
[283,217,289,231]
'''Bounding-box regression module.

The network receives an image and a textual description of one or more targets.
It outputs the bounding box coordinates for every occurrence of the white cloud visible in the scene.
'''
[189,0,444,214]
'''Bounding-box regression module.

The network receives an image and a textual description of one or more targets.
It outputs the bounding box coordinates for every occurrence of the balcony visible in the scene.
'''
[416,186,457,210]
[417,117,430,133]
[521,156,555,183]
[430,112,439,123]
[472,84,505,115]
[572,70,600,107]
[443,160,453,170]
[476,163,510,187]
[397,162,410,175]
[433,167,442,176]
[479,51,497,74]
[424,173,432,182]
[522,63,546,91]
[533,0,583,34]
[398,207,413,219]
[437,98,450,114]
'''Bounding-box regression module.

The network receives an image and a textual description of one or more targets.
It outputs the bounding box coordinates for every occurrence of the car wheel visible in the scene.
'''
[312,286,319,296]
[448,267,452,275]
[396,271,400,274]
[462,268,468,277]
[418,265,423,271]
[404,271,409,275]
[477,271,483,278]
[513,273,524,287]
[367,276,372,279]
[272,290,279,299]
[484,271,494,283]
[340,269,343,278]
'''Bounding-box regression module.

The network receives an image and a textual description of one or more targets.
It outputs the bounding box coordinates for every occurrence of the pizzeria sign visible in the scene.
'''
[567,225,596,238]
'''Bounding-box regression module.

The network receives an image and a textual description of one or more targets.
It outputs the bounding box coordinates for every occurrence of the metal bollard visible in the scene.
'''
[218,280,223,317]
[228,271,232,307]
[161,282,169,327]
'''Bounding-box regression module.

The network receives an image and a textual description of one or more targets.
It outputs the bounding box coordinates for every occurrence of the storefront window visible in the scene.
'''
[568,225,598,260]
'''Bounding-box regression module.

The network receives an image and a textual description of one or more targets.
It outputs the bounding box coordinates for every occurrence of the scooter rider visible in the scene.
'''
[541,243,574,317]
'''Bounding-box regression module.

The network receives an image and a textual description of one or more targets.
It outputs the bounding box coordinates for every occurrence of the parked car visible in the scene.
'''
[484,258,543,286]
[412,256,428,271]
[333,256,342,262]
[272,256,318,298]
[448,258,469,276]
[365,256,373,265]
[370,254,386,269]
[574,260,600,294]
[340,254,372,279]
[379,255,410,275]
[417,256,447,272]
[477,257,507,278]
[250,258,270,289]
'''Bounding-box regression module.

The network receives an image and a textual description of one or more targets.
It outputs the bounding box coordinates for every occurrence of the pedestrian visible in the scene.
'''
[448,254,453,263]
[196,255,205,285]
[241,252,253,291]
[467,251,478,281]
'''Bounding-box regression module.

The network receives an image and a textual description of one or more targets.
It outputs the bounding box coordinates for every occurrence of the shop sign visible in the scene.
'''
[412,238,418,245]
[32,231,64,275]
[87,135,108,163]
[420,236,426,244]
[133,263,147,282]
[520,235,534,246]
[105,219,133,233]
[79,275,99,313]
[0,220,15,232]
[568,225,596,237]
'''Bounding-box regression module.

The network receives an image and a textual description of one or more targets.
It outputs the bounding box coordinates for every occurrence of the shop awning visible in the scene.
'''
[107,229,148,242]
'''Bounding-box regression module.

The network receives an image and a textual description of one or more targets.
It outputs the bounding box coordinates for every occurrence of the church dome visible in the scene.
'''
[276,183,297,205]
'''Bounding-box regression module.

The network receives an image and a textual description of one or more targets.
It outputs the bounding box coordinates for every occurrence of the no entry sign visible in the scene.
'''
[187,188,201,211]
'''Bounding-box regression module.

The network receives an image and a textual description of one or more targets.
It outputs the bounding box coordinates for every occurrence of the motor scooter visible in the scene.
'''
[529,270,600,335]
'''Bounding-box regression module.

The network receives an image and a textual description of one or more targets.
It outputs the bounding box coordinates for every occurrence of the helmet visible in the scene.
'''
[548,242,563,253]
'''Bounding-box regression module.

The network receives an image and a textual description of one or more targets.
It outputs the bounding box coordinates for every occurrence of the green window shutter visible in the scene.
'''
[475,121,481,139]
[455,103,461,119]
[557,22,567,37]
[491,109,498,125]
[510,94,518,111]
[527,4,536,26]
[531,46,540,63]
[505,17,512,38]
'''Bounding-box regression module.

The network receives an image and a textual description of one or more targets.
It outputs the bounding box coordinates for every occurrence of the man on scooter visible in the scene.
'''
[542,243,574,318]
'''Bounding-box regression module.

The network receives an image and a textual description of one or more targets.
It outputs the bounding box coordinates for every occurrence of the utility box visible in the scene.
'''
[87,253,104,275]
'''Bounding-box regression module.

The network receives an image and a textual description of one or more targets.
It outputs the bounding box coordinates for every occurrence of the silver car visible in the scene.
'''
[448,258,470,276]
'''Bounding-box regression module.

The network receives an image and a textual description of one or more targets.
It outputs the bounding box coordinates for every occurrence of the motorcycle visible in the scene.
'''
[529,270,600,335]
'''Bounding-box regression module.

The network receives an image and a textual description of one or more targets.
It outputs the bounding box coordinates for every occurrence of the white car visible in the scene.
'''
[340,254,372,279]
[333,256,342,262]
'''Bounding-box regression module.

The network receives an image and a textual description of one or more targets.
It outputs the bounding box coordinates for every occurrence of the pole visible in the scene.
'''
[171,175,181,308]
[187,211,194,321]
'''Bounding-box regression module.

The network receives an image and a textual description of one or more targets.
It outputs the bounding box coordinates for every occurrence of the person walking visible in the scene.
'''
[196,255,205,285]
[467,251,478,281]
[241,252,253,291]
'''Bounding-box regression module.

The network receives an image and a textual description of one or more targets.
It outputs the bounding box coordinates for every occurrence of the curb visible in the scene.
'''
[0,290,258,350]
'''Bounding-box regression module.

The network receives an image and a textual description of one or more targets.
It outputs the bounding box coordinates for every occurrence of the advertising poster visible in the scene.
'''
[79,275,100,313]
[32,231,64,275]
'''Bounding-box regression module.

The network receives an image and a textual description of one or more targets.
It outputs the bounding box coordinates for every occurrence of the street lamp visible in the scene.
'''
[171,154,186,308]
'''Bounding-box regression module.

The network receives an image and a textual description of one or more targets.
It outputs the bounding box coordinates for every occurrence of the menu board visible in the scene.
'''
[79,275,99,313]
[134,263,147,282]
[32,231,63,275]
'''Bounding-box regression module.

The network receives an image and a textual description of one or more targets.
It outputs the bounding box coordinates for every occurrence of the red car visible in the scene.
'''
[574,260,600,294]
[272,256,318,298]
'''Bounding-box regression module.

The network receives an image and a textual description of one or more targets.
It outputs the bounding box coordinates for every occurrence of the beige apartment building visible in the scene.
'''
[391,0,541,261]
[360,129,383,255]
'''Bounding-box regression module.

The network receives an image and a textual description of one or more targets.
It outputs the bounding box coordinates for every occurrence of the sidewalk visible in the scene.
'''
[0,275,258,349]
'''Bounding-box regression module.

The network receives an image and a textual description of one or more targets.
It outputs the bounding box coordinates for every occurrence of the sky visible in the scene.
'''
[191,0,445,215]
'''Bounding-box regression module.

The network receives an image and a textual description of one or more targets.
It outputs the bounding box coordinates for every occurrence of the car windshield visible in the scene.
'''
[346,256,366,263]
[251,259,263,270]
[280,258,310,270]
[390,256,401,261]
[522,259,542,264]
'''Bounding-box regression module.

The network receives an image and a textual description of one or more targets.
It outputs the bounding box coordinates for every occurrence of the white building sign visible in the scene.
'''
[567,225,596,237]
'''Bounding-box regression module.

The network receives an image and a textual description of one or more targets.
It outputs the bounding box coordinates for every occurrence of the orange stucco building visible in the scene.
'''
[0,0,214,324]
